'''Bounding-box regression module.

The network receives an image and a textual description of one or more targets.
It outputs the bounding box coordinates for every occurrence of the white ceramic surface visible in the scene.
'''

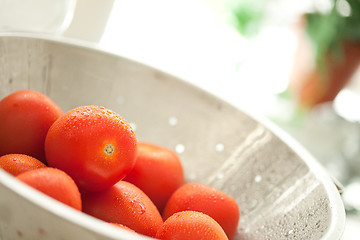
[0,34,345,240]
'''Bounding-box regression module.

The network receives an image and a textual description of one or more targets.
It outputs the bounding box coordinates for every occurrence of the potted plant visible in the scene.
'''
[289,0,360,109]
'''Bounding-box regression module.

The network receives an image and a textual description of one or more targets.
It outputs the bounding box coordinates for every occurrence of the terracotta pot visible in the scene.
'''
[289,18,360,108]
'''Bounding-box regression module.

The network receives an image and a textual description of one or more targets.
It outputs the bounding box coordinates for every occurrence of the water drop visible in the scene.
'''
[130,200,146,214]
[285,229,294,237]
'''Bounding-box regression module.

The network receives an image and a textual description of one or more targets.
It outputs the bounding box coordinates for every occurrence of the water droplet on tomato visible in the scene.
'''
[130,200,146,214]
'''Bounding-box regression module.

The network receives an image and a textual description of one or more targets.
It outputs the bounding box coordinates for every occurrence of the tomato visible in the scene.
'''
[82,181,163,238]
[45,105,137,191]
[162,182,239,240]
[16,167,82,211]
[156,210,229,240]
[0,90,63,163]
[0,154,46,176]
[124,142,184,212]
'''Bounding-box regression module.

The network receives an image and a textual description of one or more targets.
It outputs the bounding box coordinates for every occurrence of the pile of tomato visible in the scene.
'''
[0,90,240,240]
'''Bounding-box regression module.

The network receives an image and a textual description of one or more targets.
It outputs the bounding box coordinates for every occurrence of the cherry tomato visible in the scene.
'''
[162,182,239,240]
[0,154,46,176]
[16,167,82,211]
[0,90,63,163]
[156,211,229,240]
[82,181,163,238]
[124,142,184,212]
[45,105,137,191]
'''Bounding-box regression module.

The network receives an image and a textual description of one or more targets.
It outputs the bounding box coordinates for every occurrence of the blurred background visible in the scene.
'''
[1,0,360,238]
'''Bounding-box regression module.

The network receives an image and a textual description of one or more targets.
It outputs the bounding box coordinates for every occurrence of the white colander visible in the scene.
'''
[0,34,345,240]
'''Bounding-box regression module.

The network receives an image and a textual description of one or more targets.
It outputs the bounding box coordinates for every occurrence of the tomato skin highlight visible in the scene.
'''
[163,183,240,240]
[82,181,163,238]
[0,154,46,176]
[124,142,184,213]
[16,167,82,211]
[45,105,137,191]
[0,90,63,163]
[109,223,137,233]
[156,211,229,240]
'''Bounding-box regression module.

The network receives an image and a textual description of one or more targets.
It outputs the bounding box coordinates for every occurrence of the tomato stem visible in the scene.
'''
[104,144,115,156]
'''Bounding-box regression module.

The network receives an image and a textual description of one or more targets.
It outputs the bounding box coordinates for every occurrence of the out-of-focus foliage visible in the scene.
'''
[306,0,360,69]
[229,0,267,37]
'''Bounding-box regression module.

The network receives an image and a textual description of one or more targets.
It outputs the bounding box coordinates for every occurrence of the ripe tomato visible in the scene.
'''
[82,181,163,238]
[156,211,229,240]
[124,142,184,212]
[162,182,239,240]
[0,154,46,176]
[16,167,82,211]
[0,90,63,163]
[45,105,137,191]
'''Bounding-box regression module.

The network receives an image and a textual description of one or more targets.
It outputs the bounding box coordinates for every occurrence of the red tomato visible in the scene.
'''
[82,181,163,238]
[124,142,184,212]
[0,154,46,176]
[16,167,82,211]
[0,90,63,163]
[162,183,239,240]
[156,211,229,240]
[45,105,137,191]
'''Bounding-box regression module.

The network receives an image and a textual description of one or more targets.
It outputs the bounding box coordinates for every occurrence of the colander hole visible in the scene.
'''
[116,96,124,104]
[254,175,262,183]
[249,199,258,208]
[187,172,197,180]
[216,173,224,179]
[175,144,185,154]
[168,117,178,126]
[215,143,224,152]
